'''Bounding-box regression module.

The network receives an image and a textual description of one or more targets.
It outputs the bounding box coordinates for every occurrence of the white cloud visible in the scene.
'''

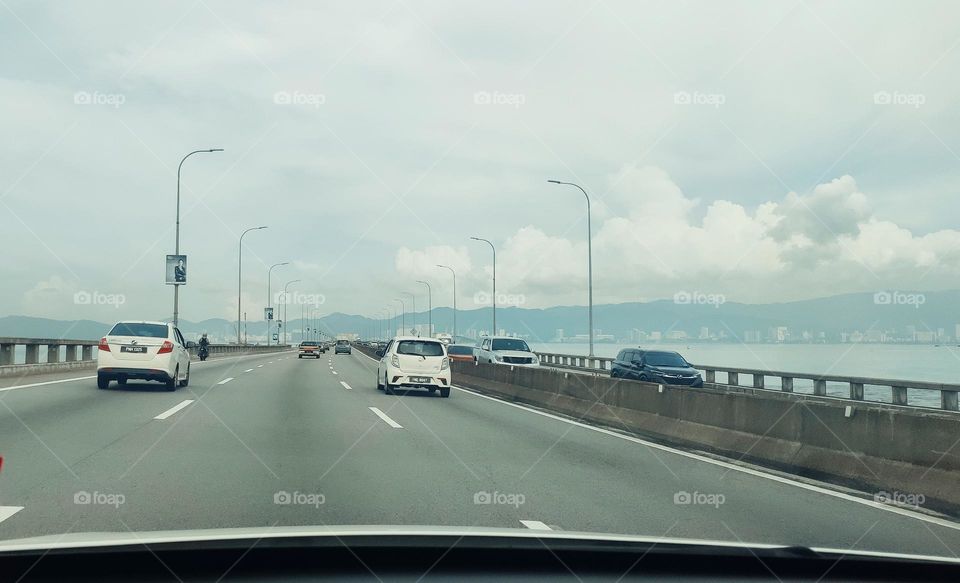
[397,165,960,307]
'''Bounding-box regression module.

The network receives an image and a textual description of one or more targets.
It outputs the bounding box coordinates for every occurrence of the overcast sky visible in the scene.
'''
[3,0,960,324]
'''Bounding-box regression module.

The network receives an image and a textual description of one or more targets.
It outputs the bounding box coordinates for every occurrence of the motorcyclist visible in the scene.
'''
[198,333,210,360]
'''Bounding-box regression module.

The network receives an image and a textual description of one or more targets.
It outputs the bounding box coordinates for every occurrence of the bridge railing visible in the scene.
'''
[533,350,960,411]
[0,337,291,368]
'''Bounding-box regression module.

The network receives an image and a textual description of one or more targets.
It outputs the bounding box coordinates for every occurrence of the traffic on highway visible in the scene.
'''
[3,1,960,580]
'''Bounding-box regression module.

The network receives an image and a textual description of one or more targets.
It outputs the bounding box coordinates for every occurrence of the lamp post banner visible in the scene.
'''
[166,255,187,285]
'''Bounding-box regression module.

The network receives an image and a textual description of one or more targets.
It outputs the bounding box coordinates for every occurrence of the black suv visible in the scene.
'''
[610,349,703,387]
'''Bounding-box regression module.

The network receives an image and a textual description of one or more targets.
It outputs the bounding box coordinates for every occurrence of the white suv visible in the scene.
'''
[376,336,450,397]
[96,321,194,391]
[474,336,539,366]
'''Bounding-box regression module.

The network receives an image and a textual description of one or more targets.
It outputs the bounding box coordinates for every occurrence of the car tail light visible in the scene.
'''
[98,337,110,352]
[441,357,449,370]
[157,340,174,354]
[391,354,400,367]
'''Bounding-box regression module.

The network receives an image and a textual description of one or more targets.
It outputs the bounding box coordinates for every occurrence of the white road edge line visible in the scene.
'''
[369,407,402,428]
[153,400,195,420]
[0,506,24,524]
[0,351,292,393]
[340,381,353,390]
[0,376,96,393]
[217,378,234,385]
[350,347,960,531]
[520,520,552,531]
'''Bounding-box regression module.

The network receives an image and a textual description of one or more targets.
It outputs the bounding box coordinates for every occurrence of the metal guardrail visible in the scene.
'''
[533,351,960,411]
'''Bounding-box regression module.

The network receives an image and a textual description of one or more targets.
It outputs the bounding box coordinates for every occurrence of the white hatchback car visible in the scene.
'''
[97,321,194,391]
[376,336,450,397]
[474,336,540,366]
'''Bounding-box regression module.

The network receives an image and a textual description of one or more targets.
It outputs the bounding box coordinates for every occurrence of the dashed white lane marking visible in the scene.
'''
[257,365,264,368]
[340,381,353,390]
[332,371,338,375]
[244,369,253,373]
[153,400,194,420]
[217,378,234,385]
[520,520,552,531]
[0,506,24,524]
[369,407,402,428]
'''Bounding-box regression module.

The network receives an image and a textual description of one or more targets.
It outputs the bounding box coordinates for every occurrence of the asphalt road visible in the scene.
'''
[1,348,959,557]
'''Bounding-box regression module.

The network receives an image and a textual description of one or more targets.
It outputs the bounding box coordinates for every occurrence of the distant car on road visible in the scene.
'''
[611,349,703,387]
[376,337,450,397]
[298,341,323,358]
[474,336,539,366]
[445,344,475,363]
[334,339,352,354]
[96,321,194,391]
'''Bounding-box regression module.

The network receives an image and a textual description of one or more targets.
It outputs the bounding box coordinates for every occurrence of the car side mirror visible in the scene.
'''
[376,349,385,357]
[186,341,197,349]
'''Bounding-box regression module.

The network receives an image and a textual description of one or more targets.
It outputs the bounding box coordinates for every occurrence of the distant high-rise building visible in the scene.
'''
[698,327,709,340]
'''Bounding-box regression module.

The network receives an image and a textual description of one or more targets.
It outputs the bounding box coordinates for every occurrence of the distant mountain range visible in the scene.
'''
[1,290,958,343]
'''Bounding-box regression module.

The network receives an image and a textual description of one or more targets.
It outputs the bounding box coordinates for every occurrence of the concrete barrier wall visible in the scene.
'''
[0,345,292,378]
[451,361,960,515]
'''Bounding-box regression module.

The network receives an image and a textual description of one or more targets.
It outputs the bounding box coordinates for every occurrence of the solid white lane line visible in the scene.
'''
[244,369,253,373]
[153,400,195,420]
[369,407,402,428]
[217,378,234,385]
[340,381,353,390]
[0,376,96,393]
[451,385,960,532]
[0,506,24,524]
[520,520,552,531]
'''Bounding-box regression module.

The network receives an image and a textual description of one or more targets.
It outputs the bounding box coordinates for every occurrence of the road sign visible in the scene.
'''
[264,307,274,320]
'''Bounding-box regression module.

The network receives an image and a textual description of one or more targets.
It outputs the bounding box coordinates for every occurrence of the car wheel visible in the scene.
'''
[610,369,620,379]
[384,374,395,395]
[298,355,302,359]
[165,367,178,391]
[377,374,384,390]
[97,374,110,390]
[638,373,650,382]
[179,365,190,387]
[440,387,450,398]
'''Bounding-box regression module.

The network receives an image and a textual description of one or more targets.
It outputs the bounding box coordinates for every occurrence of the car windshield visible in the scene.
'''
[644,352,688,367]
[5,0,960,568]
[397,341,445,357]
[108,323,168,338]
[491,339,530,352]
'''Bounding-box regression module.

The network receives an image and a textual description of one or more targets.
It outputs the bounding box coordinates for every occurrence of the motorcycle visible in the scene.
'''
[198,345,209,361]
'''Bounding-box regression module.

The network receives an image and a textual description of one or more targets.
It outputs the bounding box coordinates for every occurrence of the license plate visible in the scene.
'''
[410,376,431,383]
[121,345,147,353]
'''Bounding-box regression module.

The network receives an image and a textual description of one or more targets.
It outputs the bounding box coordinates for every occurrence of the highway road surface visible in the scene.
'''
[1,348,959,557]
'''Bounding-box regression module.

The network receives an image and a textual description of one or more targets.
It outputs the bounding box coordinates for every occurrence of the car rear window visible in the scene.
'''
[108,323,168,338]
[337,340,349,345]
[300,342,317,347]
[447,345,473,355]
[397,341,445,357]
